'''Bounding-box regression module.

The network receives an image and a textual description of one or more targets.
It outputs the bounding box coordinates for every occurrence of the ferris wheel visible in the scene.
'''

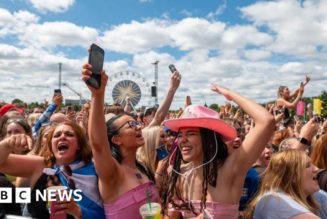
[108,71,152,107]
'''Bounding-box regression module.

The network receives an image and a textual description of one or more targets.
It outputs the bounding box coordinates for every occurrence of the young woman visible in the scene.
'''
[137,126,165,174]
[0,121,105,219]
[246,150,321,219]
[276,75,310,110]
[159,84,275,218]
[4,118,32,153]
[82,64,178,218]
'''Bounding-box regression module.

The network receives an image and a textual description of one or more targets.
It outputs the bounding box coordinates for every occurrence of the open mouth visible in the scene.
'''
[181,146,192,153]
[58,143,69,152]
[313,176,317,180]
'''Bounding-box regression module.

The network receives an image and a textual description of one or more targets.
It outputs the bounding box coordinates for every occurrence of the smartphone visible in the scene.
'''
[168,64,177,73]
[54,89,61,96]
[86,43,105,89]
[314,116,321,123]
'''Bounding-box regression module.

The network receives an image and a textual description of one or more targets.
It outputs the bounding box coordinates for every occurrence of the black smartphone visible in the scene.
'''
[168,64,177,73]
[86,43,105,89]
[314,116,321,123]
[54,89,61,96]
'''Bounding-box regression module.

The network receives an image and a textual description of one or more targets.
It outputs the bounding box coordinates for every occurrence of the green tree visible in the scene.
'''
[11,98,23,104]
[209,103,219,112]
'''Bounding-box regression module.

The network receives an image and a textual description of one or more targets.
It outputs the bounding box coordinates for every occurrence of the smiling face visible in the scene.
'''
[51,124,80,165]
[177,127,203,164]
[282,87,290,99]
[301,157,320,197]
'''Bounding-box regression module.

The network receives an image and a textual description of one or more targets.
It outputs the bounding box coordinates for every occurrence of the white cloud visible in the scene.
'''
[180,9,193,17]
[0,1,327,108]
[101,20,171,54]
[207,0,227,19]
[0,9,39,37]
[222,25,273,49]
[18,22,98,48]
[241,0,327,57]
[169,18,226,50]
[28,0,75,13]
[243,49,271,61]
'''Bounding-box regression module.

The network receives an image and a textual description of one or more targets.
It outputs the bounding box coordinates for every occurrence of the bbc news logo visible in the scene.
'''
[0,188,82,203]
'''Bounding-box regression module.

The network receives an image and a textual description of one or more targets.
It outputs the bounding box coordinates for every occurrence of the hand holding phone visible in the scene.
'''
[86,43,105,89]
[168,64,177,73]
[54,89,61,96]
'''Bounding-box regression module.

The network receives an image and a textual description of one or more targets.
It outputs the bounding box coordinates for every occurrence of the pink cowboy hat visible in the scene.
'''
[163,105,236,141]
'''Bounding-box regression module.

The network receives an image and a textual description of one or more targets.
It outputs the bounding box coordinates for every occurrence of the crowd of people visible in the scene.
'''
[0,60,326,219]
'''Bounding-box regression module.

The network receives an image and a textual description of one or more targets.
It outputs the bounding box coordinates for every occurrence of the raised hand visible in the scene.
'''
[211,84,232,101]
[170,71,181,91]
[303,75,311,86]
[52,94,63,106]
[3,134,33,152]
[81,63,108,96]
[53,198,82,218]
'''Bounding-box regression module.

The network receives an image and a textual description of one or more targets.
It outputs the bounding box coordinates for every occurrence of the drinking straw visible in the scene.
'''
[146,190,152,210]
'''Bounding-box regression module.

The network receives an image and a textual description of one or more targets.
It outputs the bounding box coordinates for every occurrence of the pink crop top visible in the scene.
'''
[103,182,159,219]
[174,200,239,219]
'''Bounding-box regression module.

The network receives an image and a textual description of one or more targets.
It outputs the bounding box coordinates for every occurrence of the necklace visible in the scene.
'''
[124,164,143,180]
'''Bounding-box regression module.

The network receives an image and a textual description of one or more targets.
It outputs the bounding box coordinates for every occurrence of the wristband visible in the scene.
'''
[298,137,310,146]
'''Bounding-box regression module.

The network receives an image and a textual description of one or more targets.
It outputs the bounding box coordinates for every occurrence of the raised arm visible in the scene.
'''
[148,71,181,127]
[0,134,43,178]
[278,83,304,109]
[211,84,275,175]
[82,64,120,182]
[32,94,62,137]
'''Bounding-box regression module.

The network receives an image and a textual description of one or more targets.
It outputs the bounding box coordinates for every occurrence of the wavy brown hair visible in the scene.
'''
[43,121,92,167]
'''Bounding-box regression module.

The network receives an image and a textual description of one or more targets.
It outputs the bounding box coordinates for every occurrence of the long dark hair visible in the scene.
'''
[159,128,228,216]
[106,113,155,182]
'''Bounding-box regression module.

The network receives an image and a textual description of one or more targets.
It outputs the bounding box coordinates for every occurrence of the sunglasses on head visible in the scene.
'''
[6,118,26,125]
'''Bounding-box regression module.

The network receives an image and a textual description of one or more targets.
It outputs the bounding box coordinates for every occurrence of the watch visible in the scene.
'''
[298,137,310,146]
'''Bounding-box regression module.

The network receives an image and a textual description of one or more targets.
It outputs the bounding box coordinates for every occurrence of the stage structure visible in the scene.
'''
[108,71,152,108]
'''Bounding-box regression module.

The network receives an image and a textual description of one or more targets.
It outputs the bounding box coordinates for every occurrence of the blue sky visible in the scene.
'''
[0,0,326,108]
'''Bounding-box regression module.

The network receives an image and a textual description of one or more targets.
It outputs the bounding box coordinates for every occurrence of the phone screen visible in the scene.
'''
[169,64,177,73]
[87,43,105,89]
[54,89,61,96]
[89,44,104,74]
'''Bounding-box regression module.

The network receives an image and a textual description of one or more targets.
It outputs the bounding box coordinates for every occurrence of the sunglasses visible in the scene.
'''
[115,120,143,133]
[6,118,27,125]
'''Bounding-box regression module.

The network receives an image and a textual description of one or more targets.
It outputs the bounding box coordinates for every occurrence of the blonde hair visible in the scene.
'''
[311,133,327,169]
[245,150,319,217]
[27,113,42,127]
[137,126,161,175]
